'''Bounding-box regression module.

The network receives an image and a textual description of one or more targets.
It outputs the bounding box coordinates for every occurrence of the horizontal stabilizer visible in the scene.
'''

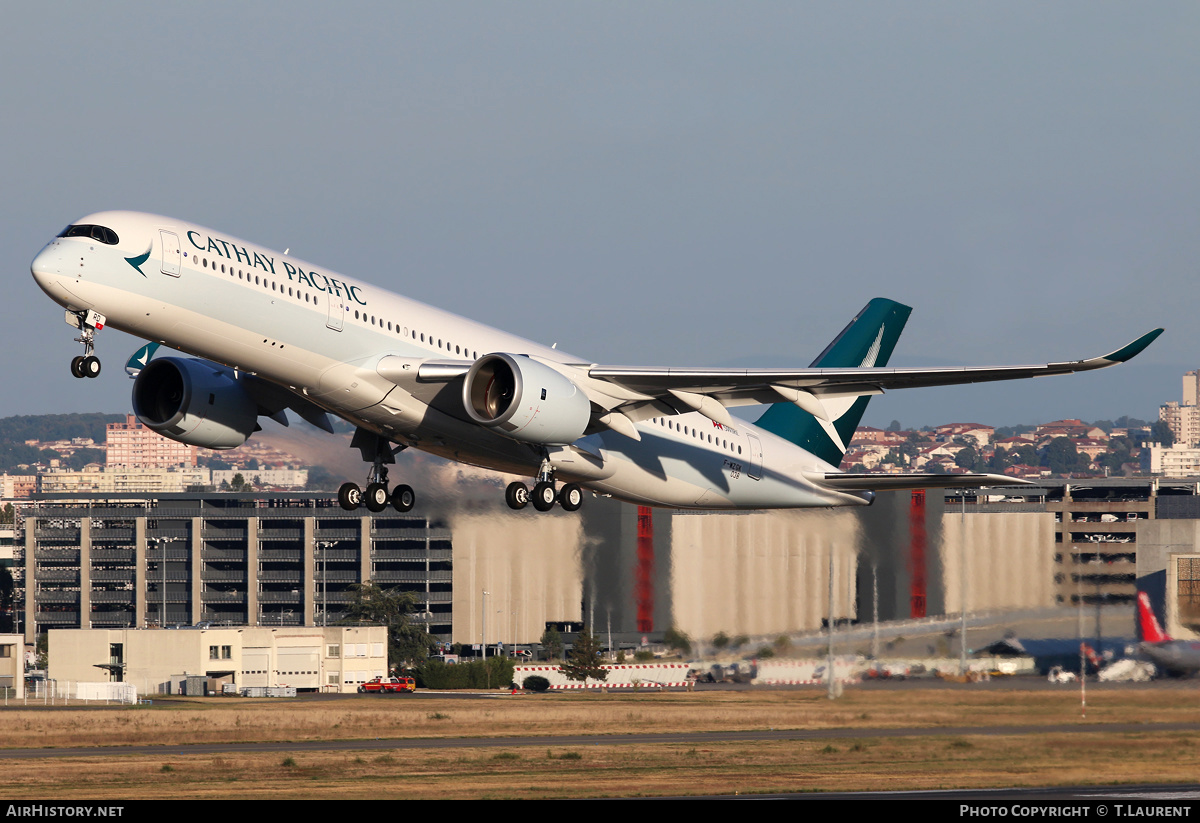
[812,472,1033,492]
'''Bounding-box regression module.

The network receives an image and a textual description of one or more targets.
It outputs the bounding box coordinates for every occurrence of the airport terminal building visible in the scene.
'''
[12,480,1200,653]
[11,491,584,649]
[19,494,454,639]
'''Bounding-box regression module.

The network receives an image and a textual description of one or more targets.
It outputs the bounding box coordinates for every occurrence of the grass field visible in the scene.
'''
[3,687,1200,799]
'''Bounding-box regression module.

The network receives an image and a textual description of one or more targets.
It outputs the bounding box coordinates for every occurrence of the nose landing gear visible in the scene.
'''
[67,310,106,379]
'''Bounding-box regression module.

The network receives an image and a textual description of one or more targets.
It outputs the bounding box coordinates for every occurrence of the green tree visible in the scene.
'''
[561,626,608,683]
[540,625,563,661]
[711,631,730,652]
[35,632,48,670]
[663,626,692,656]
[61,448,106,470]
[340,580,433,667]
[954,446,978,471]
[1012,444,1040,467]
[1097,436,1134,475]
[1150,421,1175,448]
[985,449,1012,473]
[1042,437,1089,475]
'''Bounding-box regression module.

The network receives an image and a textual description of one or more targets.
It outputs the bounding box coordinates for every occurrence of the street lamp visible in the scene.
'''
[148,536,179,628]
[314,540,337,627]
[481,590,489,659]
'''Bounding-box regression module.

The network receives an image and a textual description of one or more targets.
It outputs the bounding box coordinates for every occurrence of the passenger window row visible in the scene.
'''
[652,417,743,455]
[194,254,480,359]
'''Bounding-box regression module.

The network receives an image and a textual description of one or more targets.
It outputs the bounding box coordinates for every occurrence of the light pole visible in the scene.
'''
[314,540,336,627]
[959,489,968,676]
[481,590,489,660]
[149,536,179,628]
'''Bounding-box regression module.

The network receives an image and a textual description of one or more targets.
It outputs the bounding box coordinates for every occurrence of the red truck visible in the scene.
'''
[358,676,416,694]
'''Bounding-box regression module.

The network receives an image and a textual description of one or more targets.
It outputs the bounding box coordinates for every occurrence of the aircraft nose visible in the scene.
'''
[30,244,63,293]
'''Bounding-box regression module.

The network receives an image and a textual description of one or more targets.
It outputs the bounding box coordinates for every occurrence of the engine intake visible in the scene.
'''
[463,354,590,445]
[132,358,260,449]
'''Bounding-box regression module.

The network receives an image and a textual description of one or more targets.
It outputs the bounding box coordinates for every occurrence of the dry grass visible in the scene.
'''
[3,689,1200,798]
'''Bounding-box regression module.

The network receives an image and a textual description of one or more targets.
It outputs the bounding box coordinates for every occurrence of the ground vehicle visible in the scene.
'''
[358,676,416,694]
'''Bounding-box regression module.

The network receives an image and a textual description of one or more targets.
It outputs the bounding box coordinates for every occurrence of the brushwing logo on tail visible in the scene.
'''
[814,325,886,456]
[754,298,912,467]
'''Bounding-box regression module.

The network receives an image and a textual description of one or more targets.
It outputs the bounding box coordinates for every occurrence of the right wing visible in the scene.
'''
[372,328,1163,438]
[586,328,1164,426]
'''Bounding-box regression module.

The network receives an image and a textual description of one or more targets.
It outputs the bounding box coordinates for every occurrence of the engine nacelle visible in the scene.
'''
[463,353,591,445]
[132,358,260,450]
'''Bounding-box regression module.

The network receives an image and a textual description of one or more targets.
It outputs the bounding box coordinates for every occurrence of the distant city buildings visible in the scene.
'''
[1142,444,1200,476]
[1158,370,1200,448]
[106,414,198,469]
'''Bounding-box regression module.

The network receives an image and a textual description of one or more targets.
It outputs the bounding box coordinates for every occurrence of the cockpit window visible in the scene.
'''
[58,224,119,245]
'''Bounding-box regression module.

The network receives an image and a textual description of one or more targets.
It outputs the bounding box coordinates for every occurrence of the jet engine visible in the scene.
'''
[132,358,260,449]
[463,353,591,445]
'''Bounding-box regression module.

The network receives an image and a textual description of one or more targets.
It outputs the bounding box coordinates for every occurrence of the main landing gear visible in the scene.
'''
[504,459,583,513]
[67,309,106,379]
[338,428,415,513]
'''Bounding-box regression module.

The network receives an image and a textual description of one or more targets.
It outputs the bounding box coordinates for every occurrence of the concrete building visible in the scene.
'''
[0,475,36,499]
[1160,402,1200,449]
[211,469,308,489]
[1142,443,1200,476]
[37,466,211,494]
[1135,491,1200,642]
[48,625,387,695]
[17,494,457,643]
[14,492,586,650]
[0,634,23,696]
[1158,370,1200,448]
[20,479,1200,657]
[105,414,198,469]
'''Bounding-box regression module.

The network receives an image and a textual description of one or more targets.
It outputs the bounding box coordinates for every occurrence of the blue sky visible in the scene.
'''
[3,2,1197,428]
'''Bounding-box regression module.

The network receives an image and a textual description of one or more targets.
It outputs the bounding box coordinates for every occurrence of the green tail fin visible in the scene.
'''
[756,298,911,465]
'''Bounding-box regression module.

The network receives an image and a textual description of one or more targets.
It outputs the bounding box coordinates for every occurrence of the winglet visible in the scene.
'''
[1103,328,1163,364]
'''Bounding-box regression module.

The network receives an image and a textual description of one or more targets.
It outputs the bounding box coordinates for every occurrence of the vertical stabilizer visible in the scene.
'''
[756,298,912,465]
[1137,591,1171,643]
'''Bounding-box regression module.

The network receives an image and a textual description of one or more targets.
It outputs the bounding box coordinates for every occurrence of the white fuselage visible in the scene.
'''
[31,211,859,510]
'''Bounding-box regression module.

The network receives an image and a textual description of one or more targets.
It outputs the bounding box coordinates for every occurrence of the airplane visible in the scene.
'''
[1135,590,1200,676]
[30,211,1162,514]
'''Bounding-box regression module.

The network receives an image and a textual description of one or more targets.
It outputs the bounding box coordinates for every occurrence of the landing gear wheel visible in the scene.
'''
[338,482,362,511]
[559,483,583,512]
[70,356,85,378]
[505,482,530,510]
[391,484,415,512]
[82,356,101,378]
[365,482,389,512]
[532,481,557,512]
